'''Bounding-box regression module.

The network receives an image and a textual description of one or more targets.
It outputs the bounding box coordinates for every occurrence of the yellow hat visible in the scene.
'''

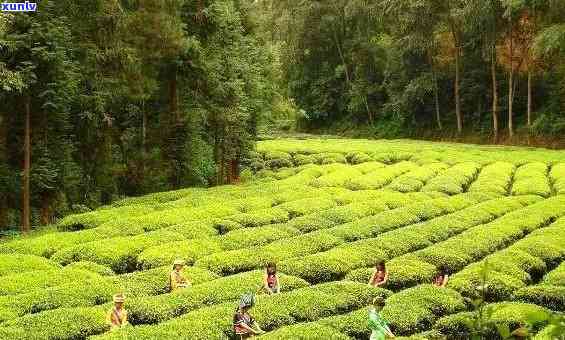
[113,294,125,303]
[173,259,185,266]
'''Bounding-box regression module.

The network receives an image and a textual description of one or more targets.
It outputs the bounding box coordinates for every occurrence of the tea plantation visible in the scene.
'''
[1,138,565,339]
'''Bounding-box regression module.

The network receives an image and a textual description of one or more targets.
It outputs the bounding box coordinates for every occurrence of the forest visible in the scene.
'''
[1,0,564,231]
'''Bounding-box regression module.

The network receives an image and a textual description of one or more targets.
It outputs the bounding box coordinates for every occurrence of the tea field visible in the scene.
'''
[1,138,565,339]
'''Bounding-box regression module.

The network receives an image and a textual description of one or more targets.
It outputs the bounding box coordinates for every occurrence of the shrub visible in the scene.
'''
[435,302,552,339]
[0,254,60,276]
[227,207,290,228]
[345,161,418,190]
[219,225,300,251]
[293,154,315,166]
[137,238,223,270]
[422,162,480,195]
[310,165,363,188]
[550,163,565,194]
[514,285,565,311]
[195,232,345,276]
[51,229,186,273]
[543,262,565,286]
[346,151,373,165]
[381,285,466,335]
[312,152,347,165]
[259,323,351,339]
[65,261,115,276]
[388,162,449,193]
[97,282,390,339]
[469,161,515,195]
[125,270,309,325]
[0,267,100,296]
[0,305,109,340]
[117,265,219,297]
[277,197,338,218]
[511,162,551,197]
[0,275,115,321]
[351,161,386,174]
[263,150,294,169]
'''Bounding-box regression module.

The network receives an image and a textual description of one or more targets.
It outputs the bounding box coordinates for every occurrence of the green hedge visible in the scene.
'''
[136,238,223,270]
[0,274,115,321]
[280,196,532,283]
[551,163,565,194]
[51,229,186,273]
[65,261,115,276]
[513,285,565,311]
[511,162,551,197]
[293,153,315,166]
[346,151,374,165]
[312,152,347,165]
[56,204,155,231]
[543,262,565,286]
[195,232,345,276]
[258,323,352,339]
[95,281,391,340]
[422,162,480,195]
[469,161,514,195]
[449,213,565,301]
[345,161,418,190]
[226,207,291,229]
[125,270,309,325]
[0,267,100,296]
[0,305,109,340]
[276,197,338,218]
[435,302,553,339]
[218,224,300,251]
[0,254,60,276]
[262,150,294,169]
[310,164,363,188]
[380,285,466,335]
[351,161,386,174]
[388,162,449,193]
[116,265,218,297]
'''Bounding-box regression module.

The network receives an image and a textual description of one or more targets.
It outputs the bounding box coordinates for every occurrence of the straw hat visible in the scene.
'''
[173,259,185,266]
[113,294,125,303]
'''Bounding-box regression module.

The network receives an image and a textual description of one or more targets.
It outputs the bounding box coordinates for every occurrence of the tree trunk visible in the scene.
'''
[429,50,442,130]
[527,69,532,127]
[491,47,499,142]
[169,66,178,123]
[454,47,462,134]
[22,97,31,233]
[508,15,514,138]
[40,194,50,226]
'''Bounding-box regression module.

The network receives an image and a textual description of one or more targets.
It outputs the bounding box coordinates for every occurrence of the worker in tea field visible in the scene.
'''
[262,262,280,294]
[369,261,389,287]
[368,297,395,339]
[233,293,265,338]
[107,293,128,329]
[433,266,449,288]
[170,259,191,291]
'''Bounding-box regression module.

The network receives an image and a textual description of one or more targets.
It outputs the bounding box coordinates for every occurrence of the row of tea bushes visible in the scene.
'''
[469,161,515,195]
[0,265,219,322]
[0,254,59,276]
[381,285,466,335]
[282,196,535,283]
[137,195,401,270]
[380,196,563,290]
[387,162,449,193]
[511,162,551,197]
[93,281,391,340]
[194,194,489,276]
[422,161,481,195]
[344,161,418,190]
[435,302,553,339]
[449,213,565,301]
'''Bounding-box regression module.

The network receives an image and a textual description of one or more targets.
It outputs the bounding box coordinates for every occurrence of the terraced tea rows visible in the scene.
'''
[0,138,564,339]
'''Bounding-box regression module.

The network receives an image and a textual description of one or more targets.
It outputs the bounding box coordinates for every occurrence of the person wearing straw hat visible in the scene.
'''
[368,297,395,340]
[107,293,128,329]
[170,259,191,291]
[233,293,264,338]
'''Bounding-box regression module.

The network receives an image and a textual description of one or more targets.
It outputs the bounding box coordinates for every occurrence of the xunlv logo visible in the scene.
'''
[1,1,37,12]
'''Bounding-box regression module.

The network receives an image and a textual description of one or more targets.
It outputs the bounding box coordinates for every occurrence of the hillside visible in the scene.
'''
[0,138,564,339]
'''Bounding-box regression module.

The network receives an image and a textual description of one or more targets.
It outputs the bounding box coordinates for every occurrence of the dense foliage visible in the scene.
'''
[0,138,563,339]
[256,0,565,140]
[0,0,280,229]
